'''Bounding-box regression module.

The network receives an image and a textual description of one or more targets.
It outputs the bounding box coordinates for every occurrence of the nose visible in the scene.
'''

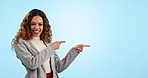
[34,24,39,29]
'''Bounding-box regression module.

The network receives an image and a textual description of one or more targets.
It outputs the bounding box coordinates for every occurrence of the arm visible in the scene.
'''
[50,41,90,73]
[54,48,79,73]
[13,39,55,70]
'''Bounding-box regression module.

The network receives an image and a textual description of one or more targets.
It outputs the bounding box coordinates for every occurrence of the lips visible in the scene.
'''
[32,29,41,34]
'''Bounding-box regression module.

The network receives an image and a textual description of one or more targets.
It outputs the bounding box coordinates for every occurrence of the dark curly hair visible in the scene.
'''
[13,9,52,44]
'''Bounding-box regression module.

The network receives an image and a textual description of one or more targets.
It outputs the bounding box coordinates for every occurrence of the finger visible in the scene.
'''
[59,41,66,43]
[76,48,82,52]
[78,44,90,47]
[82,44,90,47]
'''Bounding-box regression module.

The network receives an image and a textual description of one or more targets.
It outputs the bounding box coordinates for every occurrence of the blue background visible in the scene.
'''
[0,0,148,78]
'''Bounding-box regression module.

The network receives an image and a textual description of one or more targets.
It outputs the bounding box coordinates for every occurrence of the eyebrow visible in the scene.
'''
[31,21,43,23]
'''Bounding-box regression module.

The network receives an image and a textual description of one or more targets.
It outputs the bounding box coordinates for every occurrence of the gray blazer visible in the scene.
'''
[13,39,79,78]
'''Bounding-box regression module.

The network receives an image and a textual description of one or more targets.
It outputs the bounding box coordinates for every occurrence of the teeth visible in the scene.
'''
[34,30,39,33]
[33,30,40,34]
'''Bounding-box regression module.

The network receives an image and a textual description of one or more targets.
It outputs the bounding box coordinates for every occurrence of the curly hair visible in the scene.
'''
[13,9,52,44]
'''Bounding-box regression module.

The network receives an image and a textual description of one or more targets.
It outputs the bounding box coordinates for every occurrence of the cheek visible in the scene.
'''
[40,26,44,31]
[30,26,34,30]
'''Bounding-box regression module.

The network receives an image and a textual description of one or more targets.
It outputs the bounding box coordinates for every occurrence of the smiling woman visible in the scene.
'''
[30,16,44,37]
[12,9,90,78]
[13,9,52,44]
[0,0,146,78]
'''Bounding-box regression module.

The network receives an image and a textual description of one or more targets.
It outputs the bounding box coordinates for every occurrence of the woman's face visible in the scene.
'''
[30,15,43,37]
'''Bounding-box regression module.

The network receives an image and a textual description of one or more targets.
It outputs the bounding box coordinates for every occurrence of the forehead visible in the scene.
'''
[31,16,43,23]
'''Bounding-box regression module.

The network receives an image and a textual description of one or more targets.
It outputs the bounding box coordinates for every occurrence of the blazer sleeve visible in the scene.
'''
[54,48,79,73]
[13,39,55,70]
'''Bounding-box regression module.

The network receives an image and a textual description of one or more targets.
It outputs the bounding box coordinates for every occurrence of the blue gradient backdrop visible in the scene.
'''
[0,0,148,78]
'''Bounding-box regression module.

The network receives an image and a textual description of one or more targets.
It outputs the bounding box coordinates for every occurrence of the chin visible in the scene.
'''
[33,34,40,37]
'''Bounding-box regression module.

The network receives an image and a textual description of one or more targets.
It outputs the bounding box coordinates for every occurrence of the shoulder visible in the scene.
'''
[14,38,29,46]
[18,38,28,44]
[13,38,31,49]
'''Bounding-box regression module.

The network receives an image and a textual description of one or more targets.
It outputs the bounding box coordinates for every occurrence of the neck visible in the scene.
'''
[32,36,40,40]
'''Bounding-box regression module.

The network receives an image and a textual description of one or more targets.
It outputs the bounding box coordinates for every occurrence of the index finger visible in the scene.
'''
[59,41,66,43]
[82,44,90,47]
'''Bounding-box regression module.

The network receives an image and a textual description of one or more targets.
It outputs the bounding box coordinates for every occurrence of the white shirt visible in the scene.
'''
[30,37,51,73]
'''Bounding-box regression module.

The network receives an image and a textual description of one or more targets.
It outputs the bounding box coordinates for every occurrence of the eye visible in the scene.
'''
[39,23,43,26]
[31,23,36,25]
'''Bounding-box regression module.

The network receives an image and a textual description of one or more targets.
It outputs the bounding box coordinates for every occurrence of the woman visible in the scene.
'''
[12,9,90,78]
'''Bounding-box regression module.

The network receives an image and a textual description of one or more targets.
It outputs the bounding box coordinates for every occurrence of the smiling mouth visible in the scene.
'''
[33,30,41,34]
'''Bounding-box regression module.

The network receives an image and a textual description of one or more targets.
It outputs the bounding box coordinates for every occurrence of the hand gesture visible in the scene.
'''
[50,41,66,50]
[74,44,90,53]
